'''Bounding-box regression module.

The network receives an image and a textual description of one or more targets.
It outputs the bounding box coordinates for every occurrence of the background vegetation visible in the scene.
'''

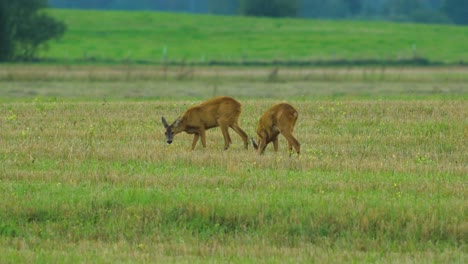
[48,0,468,25]
[1,65,468,101]
[2,5,467,63]
[32,9,468,65]
[0,0,65,61]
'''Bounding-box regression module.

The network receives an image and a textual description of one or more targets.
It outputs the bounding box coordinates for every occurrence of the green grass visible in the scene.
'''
[2,8,467,261]
[40,9,468,64]
[0,67,467,261]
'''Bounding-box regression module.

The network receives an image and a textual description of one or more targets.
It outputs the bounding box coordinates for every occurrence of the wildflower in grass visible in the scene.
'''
[7,110,17,121]
[414,152,434,164]
[21,127,30,137]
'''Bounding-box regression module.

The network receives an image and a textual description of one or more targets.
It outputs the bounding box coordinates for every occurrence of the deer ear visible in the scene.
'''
[162,117,169,128]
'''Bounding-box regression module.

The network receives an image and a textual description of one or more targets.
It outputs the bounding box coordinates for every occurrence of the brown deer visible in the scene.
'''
[161,96,249,150]
[251,103,300,155]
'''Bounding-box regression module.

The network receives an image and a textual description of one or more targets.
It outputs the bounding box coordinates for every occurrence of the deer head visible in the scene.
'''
[161,116,181,144]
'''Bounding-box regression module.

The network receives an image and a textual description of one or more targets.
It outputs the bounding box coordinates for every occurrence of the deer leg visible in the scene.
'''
[251,137,259,150]
[285,133,292,154]
[191,133,200,150]
[199,128,207,148]
[220,124,231,150]
[282,132,300,155]
[218,118,232,150]
[258,139,268,155]
[273,136,279,152]
[230,123,249,149]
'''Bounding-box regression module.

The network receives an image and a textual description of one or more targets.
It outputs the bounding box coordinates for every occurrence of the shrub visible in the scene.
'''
[0,0,66,61]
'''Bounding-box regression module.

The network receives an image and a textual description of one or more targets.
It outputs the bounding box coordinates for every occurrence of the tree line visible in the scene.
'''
[48,0,467,25]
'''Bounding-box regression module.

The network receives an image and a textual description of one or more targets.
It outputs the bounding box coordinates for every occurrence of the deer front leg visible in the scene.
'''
[191,133,200,150]
[258,138,268,155]
[231,123,249,149]
[220,124,232,150]
[199,128,207,148]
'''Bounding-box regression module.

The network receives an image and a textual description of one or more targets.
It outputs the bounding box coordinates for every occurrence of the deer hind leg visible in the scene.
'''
[230,123,249,149]
[282,131,300,155]
[273,136,279,152]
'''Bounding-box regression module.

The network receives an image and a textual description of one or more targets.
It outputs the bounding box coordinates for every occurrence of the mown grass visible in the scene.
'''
[39,9,468,64]
[1,72,466,262]
[1,65,467,102]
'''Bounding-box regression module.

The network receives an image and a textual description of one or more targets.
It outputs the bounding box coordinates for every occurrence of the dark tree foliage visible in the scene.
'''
[301,0,356,18]
[379,0,452,23]
[46,0,460,26]
[443,0,468,24]
[240,0,300,18]
[49,0,209,12]
[346,0,362,15]
[383,0,423,16]
[207,0,239,15]
[0,0,13,61]
[0,0,66,61]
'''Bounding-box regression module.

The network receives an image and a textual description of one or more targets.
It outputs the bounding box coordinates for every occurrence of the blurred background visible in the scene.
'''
[1,0,467,63]
[48,0,467,25]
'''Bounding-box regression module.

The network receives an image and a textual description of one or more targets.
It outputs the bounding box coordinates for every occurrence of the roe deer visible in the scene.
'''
[162,96,249,150]
[251,103,300,155]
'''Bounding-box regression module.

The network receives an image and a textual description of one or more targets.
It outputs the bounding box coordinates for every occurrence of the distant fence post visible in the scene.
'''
[162,45,168,80]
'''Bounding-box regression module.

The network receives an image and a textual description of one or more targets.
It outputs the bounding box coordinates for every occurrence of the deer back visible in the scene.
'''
[181,96,242,130]
[258,103,297,137]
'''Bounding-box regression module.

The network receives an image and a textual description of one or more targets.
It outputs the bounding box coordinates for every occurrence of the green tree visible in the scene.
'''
[0,0,66,61]
[443,0,468,24]
[0,0,13,61]
[240,0,299,18]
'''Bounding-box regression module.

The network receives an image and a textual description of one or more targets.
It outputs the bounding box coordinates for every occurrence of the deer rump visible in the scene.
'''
[251,103,300,155]
[162,96,249,150]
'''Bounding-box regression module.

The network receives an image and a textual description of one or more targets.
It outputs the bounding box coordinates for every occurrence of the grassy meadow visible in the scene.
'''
[1,7,467,263]
[40,9,468,64]
[1,64,467,262]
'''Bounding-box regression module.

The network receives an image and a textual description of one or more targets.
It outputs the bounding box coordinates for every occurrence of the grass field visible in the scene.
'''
[0,65,467,262]
[39,9,468,64]
[1,65,467,101]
